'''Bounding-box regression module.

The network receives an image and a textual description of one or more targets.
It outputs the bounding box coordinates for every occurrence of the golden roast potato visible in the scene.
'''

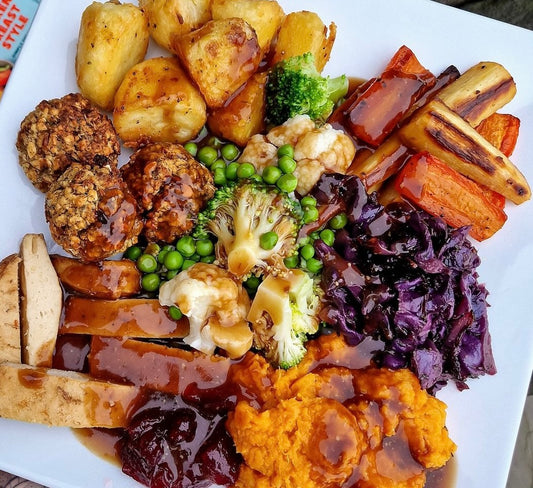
[270,11,336,72]
[211,0,284,54]
[113,56,207,147]
[76,1,149,111]
[207,71,268,146]
[171,18,262,108]
[139,0,211,52]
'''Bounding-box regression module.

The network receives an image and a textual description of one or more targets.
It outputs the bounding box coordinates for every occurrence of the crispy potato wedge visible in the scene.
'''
[0,254,21,363]
[76,1,149,111]
[211,0,284,54]
[0,362,140,427]
[90,336,231,395]
[51,254,141,299]
[19,234,62,367]
[139,0,211,51]
[61,296,189,338]
[171,18,262,108]
[270,11,336,72]
[207,71,268,146]
[113,56,207,146]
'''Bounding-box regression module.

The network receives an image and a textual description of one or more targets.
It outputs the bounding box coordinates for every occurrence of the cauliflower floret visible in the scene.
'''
[238,115,355,196]
[158,263,253,358]
[238,134,278,173]
[292,125,355,194]
[265,114,316,147]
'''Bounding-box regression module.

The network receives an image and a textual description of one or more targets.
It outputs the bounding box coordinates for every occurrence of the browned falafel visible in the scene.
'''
[45,163,142,262]
[121,142,215,243]
[16,93,120,192]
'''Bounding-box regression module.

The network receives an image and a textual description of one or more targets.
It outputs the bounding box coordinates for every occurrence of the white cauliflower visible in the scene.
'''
[159,263,253,358]
[265,114,315,147]
[239,114,355,195]
[292,125,355,194]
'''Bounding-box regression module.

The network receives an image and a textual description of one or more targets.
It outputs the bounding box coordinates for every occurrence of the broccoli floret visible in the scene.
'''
[248,270,322,369]
[194,180,302,279]
[265,52,349,126]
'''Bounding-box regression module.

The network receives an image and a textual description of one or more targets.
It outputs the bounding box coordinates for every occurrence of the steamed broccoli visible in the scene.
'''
[265,52,349,126]
[194,180,302,280]
[247,269,322,369]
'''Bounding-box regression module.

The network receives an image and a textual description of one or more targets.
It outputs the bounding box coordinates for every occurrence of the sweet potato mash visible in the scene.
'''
[226,334,456,488]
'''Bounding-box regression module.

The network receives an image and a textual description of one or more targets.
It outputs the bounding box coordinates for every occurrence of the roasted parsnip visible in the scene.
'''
[397,100,530,204]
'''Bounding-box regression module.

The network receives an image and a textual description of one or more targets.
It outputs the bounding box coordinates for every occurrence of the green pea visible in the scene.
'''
[124,245,142,261]
[306,257,323,274]
[200,254,216,264]
[225,162,240,180]
[213,167,227,186]
[259,231,278,250]
[207,136,223,148]
[141,272,161,292]
[244,275,261,291]
[237,162,256,179]
[164,250,184,270]
[276,173,298,193]
[262,165,282,185]
[168,305,183,320]
[303,206,319,224]
[248,173,263,184]
[196,239,214,257]
[309,231,320,241]
[211,158,226,171]
[176,236,196,257]
[277,155,297,174]
[283,254,299,269]
[182,259,196,270]
[157,249,169,264]
[197,145,218,167]
[300,243,315,260]
[184,142,198,157]
[319,228,335,247]
[300,195,317,207]
[329,212,348,230]
[137,253,158,273]
[166,269,179,280]
[277,144,294,159]
[221,143,239,161]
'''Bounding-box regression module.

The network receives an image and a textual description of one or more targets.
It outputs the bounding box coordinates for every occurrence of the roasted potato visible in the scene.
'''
[139,0,211,52]
[207,71,268,146]
[270,11,336,72]
[113,56,207,146]
[171,18,262,108]
[76,1,149,111]
[211,0,284,54]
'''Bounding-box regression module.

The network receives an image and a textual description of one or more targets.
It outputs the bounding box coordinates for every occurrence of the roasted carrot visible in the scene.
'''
[395,151,507,241]
[476,113,520,157]
[340,45,436,147]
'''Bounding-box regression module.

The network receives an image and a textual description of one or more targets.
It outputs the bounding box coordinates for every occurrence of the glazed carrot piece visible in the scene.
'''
[341,45,436,147]
[476,113,520,157]
[395,152,507,241]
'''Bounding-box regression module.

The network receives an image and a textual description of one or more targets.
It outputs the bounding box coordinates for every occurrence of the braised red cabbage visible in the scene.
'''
[312,173,496,393]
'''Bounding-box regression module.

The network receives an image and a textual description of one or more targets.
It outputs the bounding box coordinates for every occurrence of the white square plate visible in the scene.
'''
[0,1,532,487]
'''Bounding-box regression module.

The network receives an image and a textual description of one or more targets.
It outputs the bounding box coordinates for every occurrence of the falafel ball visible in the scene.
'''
[17,93,120,192]
[121,142,215,243]
[45,162,143,262]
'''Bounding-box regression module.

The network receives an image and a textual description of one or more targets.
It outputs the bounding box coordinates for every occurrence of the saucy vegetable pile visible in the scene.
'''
[0,1,530,488]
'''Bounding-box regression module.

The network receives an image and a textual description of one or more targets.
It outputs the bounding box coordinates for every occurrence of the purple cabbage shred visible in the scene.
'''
[312,173,496,393]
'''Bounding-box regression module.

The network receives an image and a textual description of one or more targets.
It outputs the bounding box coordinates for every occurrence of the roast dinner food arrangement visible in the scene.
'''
[0,0,531,487]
